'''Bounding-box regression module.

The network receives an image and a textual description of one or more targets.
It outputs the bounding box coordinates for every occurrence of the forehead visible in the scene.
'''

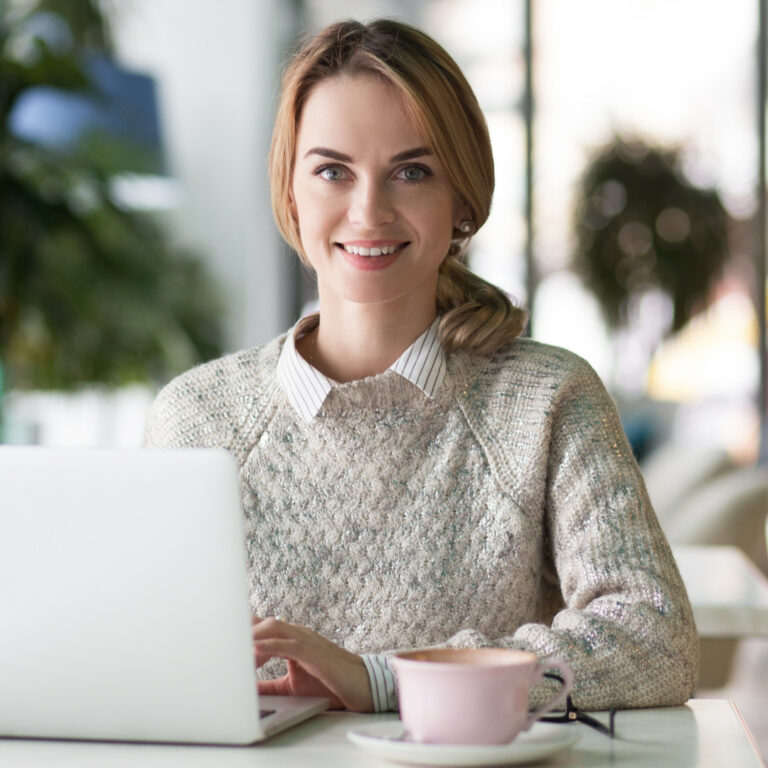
[295,73,426,157]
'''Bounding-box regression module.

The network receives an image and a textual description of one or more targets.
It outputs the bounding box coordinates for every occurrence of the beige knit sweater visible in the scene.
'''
[145,333,698,710]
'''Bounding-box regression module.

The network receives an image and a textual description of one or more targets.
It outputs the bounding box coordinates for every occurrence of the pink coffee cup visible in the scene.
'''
[392,648,574,745]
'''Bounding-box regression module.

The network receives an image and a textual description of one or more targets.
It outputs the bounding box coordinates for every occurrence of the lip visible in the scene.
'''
[336,241,407,271]
[339,239,408,248]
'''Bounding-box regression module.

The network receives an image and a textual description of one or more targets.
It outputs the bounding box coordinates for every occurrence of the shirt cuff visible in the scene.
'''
[361,654,399,712]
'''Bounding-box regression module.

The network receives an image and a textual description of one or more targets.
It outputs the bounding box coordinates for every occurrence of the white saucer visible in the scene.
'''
[346,720,579,766]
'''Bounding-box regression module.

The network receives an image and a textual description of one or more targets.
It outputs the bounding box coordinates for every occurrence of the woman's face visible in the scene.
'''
[290,73,462,313]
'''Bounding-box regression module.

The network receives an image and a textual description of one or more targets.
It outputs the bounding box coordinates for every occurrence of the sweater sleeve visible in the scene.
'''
[446,354,699,712]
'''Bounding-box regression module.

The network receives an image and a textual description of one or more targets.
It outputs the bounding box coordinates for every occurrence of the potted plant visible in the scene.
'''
[0,0,224,439]
[572,136,731,337]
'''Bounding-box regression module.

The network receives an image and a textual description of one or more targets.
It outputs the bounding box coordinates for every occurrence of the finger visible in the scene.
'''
[252,637,301,661]
[253,638,352,701]
[252,620,297,665]
[258,676,293,697]
[256,630,371,711]
[251,616,295,641]
[252,616,278,627]
[251,616,277,637]
[254,647,277,668]
[253,635,307,668]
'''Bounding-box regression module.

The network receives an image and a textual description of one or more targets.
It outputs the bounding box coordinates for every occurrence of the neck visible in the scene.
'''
[300,297,437,383]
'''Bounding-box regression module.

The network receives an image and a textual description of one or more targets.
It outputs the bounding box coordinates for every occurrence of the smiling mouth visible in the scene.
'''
[336,242,409,257]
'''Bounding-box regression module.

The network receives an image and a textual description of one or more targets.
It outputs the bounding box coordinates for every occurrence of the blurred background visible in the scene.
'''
[1,0,767,755]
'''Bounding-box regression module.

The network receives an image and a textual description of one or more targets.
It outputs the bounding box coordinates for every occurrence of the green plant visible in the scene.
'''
[0,0,224,390]
[572,136,731,335]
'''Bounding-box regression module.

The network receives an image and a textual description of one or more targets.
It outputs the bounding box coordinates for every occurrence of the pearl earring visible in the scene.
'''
[459,220,473,234]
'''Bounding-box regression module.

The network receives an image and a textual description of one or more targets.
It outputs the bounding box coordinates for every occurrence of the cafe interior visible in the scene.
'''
[1,0,767,763]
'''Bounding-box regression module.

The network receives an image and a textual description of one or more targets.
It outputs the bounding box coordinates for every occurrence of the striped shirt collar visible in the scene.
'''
[276,315,447,423]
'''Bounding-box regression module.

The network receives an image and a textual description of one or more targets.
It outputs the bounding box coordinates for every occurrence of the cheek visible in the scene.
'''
[291,185,317,242]
[415,185,456,222]
[293,184,341,239]
[413,195,458,244]
[297,207,332,249]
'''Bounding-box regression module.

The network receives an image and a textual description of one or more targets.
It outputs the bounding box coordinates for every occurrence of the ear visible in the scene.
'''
[288,188,298,223]
[452,207,472,237]
[452,201,470,230]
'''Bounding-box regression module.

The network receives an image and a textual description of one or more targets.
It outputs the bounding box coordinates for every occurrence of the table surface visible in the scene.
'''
[0,699,764,767]
[673,545,768,638]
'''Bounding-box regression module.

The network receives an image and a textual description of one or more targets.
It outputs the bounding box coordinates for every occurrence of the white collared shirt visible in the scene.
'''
[276,315,447,422]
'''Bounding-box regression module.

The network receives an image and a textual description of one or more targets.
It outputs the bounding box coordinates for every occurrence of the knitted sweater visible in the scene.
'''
[144,333,698,710]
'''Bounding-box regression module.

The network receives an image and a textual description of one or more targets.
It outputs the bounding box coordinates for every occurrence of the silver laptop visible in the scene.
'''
[0,447,328,744]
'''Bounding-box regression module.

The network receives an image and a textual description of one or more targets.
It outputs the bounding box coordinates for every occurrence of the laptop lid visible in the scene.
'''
[0,447,323,744]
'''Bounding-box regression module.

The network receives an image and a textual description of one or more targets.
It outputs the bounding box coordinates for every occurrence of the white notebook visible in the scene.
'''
[0,447,327,744]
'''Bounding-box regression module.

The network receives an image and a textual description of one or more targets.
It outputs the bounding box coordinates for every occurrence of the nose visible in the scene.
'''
[347,178,395,229]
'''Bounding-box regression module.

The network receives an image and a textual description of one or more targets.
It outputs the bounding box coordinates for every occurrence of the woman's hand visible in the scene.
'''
[251,616,374,712]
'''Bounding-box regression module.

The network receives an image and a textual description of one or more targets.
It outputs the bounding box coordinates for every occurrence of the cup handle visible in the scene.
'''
[524,657,575,730]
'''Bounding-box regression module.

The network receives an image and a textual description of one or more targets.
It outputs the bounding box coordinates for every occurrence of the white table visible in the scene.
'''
[673,545,768,638]
[0,700,764,767]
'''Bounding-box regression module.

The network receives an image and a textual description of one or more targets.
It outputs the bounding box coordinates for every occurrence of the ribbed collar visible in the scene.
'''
[276,315,447,423]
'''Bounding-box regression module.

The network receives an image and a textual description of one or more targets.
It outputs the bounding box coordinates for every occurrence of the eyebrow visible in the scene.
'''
[303,146,432,162]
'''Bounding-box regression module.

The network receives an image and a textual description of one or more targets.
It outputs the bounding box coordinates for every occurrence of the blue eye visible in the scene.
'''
[316,165,347,182]
[397,165,430,183]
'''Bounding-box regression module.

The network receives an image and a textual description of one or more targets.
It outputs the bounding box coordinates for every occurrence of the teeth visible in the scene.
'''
[343,244,402,257]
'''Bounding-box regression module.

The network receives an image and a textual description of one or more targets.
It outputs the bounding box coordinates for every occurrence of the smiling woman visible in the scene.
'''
[288,73,461,378]
[145,19,698,716]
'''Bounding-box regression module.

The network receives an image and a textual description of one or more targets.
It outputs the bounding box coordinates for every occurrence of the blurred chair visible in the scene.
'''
[642,445,768,689]
[641,443,735,525]
[661,465,768,576]
[667,464,768,689]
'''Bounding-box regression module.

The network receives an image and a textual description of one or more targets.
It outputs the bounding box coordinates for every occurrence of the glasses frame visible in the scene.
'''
[540,672,617,738]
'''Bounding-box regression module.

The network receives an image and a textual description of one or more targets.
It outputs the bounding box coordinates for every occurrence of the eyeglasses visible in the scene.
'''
[540,672,617,738]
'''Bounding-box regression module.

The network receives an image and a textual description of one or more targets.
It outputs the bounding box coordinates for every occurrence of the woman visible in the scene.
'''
[145,19,698,714]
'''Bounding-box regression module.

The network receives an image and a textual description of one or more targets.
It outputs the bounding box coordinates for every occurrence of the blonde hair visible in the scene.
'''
[269,19,527,354]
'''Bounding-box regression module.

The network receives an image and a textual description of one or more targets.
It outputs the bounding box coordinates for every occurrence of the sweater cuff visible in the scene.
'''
[361,654,399,712]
